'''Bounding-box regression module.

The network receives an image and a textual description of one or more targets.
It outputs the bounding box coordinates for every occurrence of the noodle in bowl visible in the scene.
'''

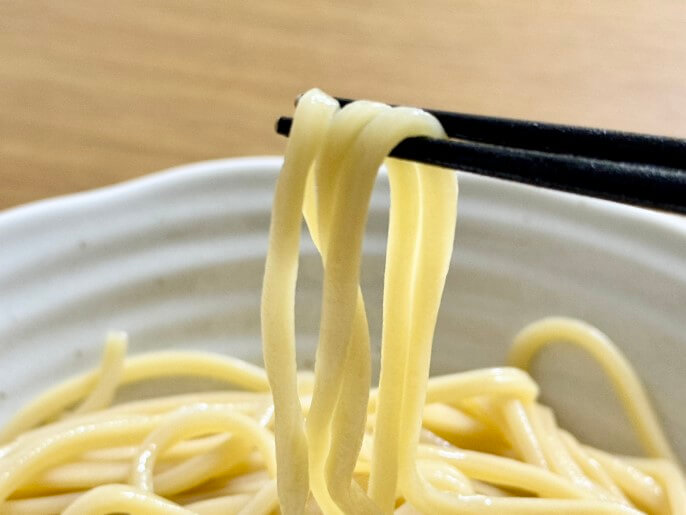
[0,102,685,512]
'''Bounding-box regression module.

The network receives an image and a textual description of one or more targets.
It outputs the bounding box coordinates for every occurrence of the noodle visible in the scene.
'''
[509,317,675,462]
[0,89,682,514]
[72,332,127,416]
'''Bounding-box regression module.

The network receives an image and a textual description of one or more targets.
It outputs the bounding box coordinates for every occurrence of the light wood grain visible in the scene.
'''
[1,0,685,209]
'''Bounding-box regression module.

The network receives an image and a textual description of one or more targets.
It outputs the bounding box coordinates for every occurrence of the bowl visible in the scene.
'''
[1,156,684,459]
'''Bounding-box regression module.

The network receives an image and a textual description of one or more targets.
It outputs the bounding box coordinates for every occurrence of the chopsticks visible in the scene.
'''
[275,97,686,215]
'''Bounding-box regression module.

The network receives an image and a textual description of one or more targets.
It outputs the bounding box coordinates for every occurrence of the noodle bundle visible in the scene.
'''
[0,89,682,514]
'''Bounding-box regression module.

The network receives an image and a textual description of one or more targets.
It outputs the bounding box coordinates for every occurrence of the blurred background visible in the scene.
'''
[1,0,685,210]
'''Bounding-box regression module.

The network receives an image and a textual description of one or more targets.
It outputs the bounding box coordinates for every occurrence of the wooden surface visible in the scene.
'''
[1,1,685,209]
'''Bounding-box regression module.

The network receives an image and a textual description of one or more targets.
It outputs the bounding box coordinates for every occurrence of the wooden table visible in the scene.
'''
[1,0,685,210]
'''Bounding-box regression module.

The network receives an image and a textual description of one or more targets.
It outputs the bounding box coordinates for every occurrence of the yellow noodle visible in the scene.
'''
[184,493,252,515]
[306,106,443,514]
[4,491,82,515]
[18,459,130,493]
[0,415,158,501]
[0,351,269,443]
[101,391,270,416]
[301,100,388,514]
[61,483,192,514]
[393,159,459,513]
[236,479,278,515]
[586,446,668,514]
[469,479,516,497]
[501,400,549,468]
[81,432,228,462]
[71,332,127,415]
[509,317,676,462]
[625,457,686,514]
[421,403,506,452]
[261,88,338,515]
[172,470,271,506]
[368,158,423,511]
[534,405,621,502]
[416,459,474,494]
[129,404,275,493]
[560,430,629,503]
[152,436,252,496]
[418,444,594,499]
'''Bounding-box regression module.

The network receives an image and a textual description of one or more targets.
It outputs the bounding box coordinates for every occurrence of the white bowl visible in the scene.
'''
[1,156,684,459]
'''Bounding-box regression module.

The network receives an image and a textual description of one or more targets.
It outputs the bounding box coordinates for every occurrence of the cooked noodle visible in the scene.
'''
[0,89,682,514]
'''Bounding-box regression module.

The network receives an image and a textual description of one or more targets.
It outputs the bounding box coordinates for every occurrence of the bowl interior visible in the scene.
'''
[1,156,684,458]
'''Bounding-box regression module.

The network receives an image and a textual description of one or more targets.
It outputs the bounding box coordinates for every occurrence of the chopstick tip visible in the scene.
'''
[275,117,292,136]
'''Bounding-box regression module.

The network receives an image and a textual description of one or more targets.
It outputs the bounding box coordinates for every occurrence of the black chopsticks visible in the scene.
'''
[275,97,686,215]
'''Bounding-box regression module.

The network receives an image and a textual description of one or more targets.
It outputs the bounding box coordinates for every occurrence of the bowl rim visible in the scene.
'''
[3,156,684,239]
